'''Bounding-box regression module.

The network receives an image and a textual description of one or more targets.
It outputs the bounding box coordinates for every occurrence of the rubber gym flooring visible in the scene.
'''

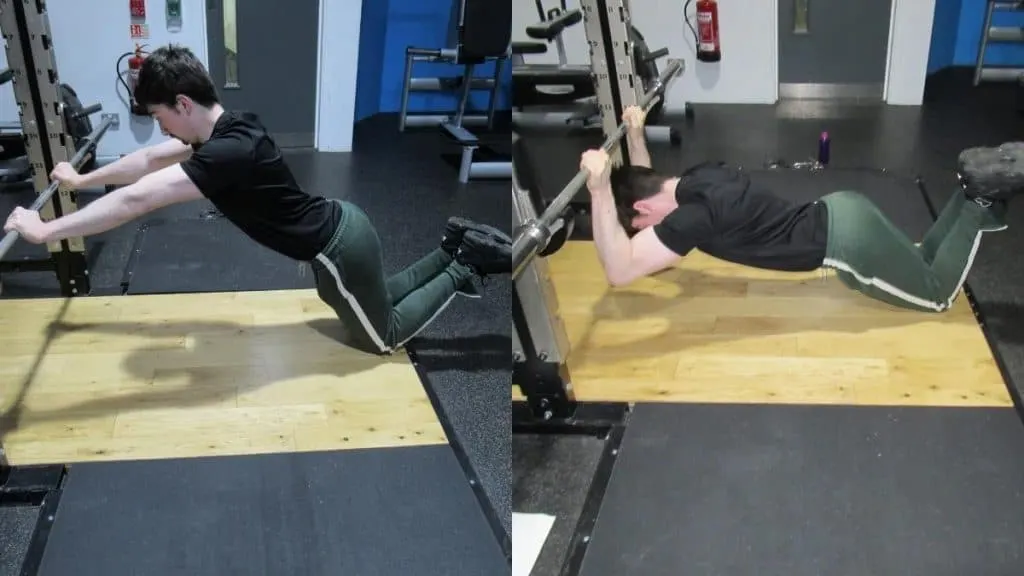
[0,112,511,575]
[513,68,1024,575]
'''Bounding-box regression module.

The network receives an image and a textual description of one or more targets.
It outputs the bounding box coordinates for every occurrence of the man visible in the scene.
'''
[581,104,1018,313]
[3,44,511,353]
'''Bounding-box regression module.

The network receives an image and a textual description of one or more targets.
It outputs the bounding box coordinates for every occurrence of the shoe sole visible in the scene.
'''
[448,217,511,245]
[958,143,1024,200]
[457,231,512,276]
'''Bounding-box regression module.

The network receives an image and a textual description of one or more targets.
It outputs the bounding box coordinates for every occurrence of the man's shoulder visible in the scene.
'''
[197,112,267,157]
[212,110,267,140]
[223,110,264,127]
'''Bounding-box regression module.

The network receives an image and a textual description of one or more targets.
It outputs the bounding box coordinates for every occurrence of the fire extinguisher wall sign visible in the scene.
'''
[695,0,721,63]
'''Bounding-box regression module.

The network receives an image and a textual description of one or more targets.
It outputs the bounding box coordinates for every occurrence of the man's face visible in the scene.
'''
[149,101,194,144]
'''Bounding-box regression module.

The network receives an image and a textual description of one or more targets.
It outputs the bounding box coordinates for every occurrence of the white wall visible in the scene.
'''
[314,0,361,152]
[513,0,937,109]
[0,0,209,160]
[885,0,937,105]
[634,0,778,107]
[511,0,779,110]
[0,0,360,160]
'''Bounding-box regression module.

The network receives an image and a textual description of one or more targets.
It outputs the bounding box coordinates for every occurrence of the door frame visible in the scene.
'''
[771,0,901,102]
[199,0,359,152]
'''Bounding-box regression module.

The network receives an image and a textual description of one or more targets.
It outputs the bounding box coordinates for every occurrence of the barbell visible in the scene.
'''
[511,57,685,280]
[0,112,114,262]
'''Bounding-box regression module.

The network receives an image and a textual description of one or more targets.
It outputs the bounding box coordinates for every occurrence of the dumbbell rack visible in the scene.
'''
[0,0,90,296]
[973,1,1024,85]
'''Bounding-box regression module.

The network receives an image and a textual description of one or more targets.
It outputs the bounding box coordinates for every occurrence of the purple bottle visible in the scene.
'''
[818,131,830,166]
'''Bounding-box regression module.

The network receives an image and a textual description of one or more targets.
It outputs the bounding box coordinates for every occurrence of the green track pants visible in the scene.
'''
[820,190,1004,313]
[310,200,476,354]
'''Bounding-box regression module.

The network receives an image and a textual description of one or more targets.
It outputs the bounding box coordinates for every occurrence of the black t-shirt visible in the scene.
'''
[651,163,828,272]
[179,110,340,261]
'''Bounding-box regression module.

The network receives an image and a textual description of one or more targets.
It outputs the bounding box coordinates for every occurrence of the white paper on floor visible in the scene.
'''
[512,512,557,576]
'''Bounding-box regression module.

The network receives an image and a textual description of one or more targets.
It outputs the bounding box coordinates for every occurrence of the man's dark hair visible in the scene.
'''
[134,44,220,109]
[609,165,670,235]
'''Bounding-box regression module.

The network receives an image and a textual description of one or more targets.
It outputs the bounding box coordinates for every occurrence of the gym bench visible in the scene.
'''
[511,1,599,128]
[398,0,512,184]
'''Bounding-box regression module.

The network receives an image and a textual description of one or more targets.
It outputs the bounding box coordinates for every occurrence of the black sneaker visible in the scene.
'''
[957,142,1024,201]
[456,230,512,276]
[441,217,511,257]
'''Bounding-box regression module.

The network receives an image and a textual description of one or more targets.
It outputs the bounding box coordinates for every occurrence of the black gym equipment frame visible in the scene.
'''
[0,0,99,296]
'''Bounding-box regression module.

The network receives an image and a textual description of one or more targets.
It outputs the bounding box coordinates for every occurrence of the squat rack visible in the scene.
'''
[0,1,110,569]
[0,0,110,469]
[512,0,684,425]
[0,0,100,297]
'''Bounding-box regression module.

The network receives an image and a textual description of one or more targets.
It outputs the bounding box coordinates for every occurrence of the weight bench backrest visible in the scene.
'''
[459,0,512,62]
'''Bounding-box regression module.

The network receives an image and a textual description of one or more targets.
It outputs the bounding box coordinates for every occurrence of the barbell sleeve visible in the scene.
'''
[0,115,114,262]
[512,58,684,279]
[71,102,103,120]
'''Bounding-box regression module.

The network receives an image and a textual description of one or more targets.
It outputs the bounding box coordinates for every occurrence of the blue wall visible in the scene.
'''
[929,0,1024,73]
[928,0,963,73]
[354,0,511,122]
[354,0,390,121]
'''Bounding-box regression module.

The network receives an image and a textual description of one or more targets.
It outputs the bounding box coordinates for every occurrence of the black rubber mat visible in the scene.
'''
[125,215,314,294]
[36,445,507,576]
[580,402,1024,575]
[513,433,607,576]
[0,506,37,576]
[406,180,513,550]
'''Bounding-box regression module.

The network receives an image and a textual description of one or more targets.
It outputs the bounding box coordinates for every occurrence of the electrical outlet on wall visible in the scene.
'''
[101,113,120,131]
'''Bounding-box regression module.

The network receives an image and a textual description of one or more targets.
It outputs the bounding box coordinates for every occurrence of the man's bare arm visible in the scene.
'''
[75,139,193,188]
[589,184,637,284]
[42,164,204,242]
[590,185,680,286]
[626,131,652,168]
[622,106,652,168]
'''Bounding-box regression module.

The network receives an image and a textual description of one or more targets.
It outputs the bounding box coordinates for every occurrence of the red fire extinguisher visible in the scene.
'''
[127,44,147,115]
[694,0,721,63]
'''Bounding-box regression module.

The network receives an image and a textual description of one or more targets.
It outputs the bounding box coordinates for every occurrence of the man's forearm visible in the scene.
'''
[76,140,192,189]
[77,147,155,188]
[626,132,651,168]
[43,186,146,242]
[590,187,634,285]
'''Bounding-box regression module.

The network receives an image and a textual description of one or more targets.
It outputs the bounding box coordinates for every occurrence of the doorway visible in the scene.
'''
[206,0,320,147]
[777,0,894,100]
